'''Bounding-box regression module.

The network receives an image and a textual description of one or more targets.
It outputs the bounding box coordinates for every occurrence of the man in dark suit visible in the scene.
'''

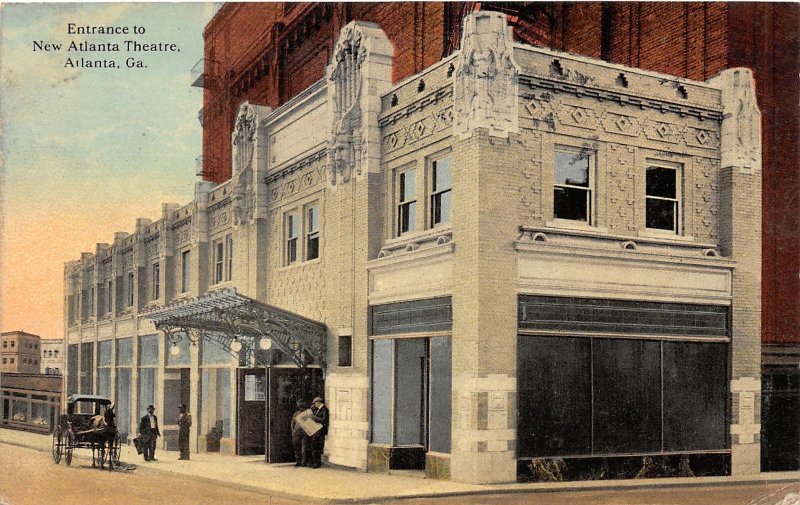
[308,396,329,469]
[138,404,160,461]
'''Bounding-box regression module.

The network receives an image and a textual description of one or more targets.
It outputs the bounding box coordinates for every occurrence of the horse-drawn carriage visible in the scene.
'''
[52,394,122,469]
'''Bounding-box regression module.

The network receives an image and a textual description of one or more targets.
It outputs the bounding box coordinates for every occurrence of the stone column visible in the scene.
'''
[708,68,762,475]
[449,11,520,484]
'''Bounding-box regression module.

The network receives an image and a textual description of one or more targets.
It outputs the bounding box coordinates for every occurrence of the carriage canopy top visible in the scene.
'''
[66,394,112,405]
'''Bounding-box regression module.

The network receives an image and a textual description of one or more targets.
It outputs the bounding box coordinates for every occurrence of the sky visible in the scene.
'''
[0,3,217,339]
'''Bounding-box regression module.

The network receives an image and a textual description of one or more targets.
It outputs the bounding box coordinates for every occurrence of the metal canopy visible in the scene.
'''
[144,288,326,371]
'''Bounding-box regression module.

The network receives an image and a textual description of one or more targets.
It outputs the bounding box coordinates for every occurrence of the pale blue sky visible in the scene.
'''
[1,3,217,338]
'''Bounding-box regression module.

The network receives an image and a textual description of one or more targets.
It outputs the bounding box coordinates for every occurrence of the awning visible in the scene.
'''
[143,288,326,371]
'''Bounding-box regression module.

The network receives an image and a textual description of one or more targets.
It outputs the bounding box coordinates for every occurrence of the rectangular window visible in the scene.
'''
[127,272,134,307]
[214,240,224,284]
[430,158,452,227]
[554,149,593,223]
[107,281,113,314]
[646,164,681,233]
[286,211,298,265]
[90,287,95,316]
[337,335,352,367]
[181,250,190,293]
[151,263,160,301]
[225,234,233,281]
[397,169,417,235]
[306,205,320,260]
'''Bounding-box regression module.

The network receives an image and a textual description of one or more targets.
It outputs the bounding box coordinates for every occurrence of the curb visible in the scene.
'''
[3,438,799,504]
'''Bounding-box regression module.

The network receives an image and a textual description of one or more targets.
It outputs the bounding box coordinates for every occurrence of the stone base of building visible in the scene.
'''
[198,435,236,455]
[450,450,516,484]
[732,443,761,475]
[425,453,451,480]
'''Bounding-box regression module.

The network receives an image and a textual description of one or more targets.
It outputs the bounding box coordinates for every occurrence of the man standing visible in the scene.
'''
[309,396,329,469]
[138,404,160,461]
[177,403,192,460]
[290,400,308,466]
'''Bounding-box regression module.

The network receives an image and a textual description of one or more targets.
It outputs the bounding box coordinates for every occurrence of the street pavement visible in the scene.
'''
[1,428,798,504]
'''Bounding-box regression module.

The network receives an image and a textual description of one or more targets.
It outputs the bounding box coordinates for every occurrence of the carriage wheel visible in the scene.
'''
[64,429,75,466]
[52,427,62,464]
[108,434,121,469]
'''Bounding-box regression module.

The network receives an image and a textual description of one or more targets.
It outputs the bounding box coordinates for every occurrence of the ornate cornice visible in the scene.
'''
[264,148,327,185]
[170,216,192,230]
[379,87,453,128]
[207,196,231,212]
[520,75,722,121]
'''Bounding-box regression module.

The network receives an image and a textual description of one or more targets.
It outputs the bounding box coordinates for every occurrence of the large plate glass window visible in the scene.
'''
[554,148,593,223]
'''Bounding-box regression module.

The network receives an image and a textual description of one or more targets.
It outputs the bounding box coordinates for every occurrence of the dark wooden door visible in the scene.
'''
[266,367,323,463]
[237,368,266,456]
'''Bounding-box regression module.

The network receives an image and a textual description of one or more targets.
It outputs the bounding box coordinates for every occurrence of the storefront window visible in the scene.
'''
[428,337,452,453]
[137,368,156,418]
[139,334,160,366]
[371,339,393,445]
[116,368,132,437]
[117,338,133,366]
[201,367,232,451]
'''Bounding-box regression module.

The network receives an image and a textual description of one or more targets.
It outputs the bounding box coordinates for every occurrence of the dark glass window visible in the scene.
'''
[225,234,233,281]
[646,165,679,232]
[518,336,592,457]
[554,150,592,222]
[138,334,160,366]
[181,250,190,293]
[428,337,452,453]
[592,338,662,454]
[214,241,224,283]
[663,342,727,451]
[430,158,452,227]
[398,169,417,235]
[152,263,160,300]
[395,338,427,446]
[127,272,134,307]
[307,206,320,260]
[338,335,352,367]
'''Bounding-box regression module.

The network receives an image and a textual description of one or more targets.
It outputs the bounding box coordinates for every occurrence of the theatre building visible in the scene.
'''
[64,11,765,483]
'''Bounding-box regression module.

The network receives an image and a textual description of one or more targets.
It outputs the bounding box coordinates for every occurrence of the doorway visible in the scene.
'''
[266,367,324,463]
[237,368,266,455]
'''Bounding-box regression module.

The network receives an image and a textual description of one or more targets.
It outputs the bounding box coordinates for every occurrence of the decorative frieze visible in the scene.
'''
[607,144,637,232]
[382,106,454,154]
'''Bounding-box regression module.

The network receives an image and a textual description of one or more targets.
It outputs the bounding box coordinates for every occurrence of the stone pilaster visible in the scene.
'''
[708,68,762,475]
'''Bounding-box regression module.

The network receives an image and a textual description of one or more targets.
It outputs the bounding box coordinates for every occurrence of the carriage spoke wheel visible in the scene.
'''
[52,427,62,464]
[64,430,75,466]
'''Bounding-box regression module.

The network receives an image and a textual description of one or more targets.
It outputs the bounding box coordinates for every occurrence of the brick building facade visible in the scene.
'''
[194,2,798,473]
[64,9,773,483]
[2,331,42,374]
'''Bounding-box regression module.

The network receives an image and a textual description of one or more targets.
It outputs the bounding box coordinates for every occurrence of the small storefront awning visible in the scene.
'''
[143,288,326,371]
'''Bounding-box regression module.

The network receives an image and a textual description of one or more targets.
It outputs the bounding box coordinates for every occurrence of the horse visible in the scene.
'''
[87,406,117,470]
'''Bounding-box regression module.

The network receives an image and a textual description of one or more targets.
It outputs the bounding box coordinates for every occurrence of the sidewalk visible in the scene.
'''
[2,428,798,504]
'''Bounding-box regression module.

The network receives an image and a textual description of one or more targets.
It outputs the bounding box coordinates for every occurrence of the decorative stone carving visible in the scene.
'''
[607,144,637,232]
[708,68,762,173]
[328,24,367,185]
[231,102,257,226]
[454,11,520,139]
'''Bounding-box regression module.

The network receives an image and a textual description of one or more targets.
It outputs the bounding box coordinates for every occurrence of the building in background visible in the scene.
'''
[2,331,42,374]
[40,338,64,376]
[63,7,774,483]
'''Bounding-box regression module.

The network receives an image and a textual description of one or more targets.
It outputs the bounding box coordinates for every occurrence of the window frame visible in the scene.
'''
[213,239,224,284]
[225,234,233,281]
[645,161,683,235]
[553,146,595,225]
[429,156,453,228]
[181,250,191,293]
[306,204,320,261]
[285,210,299,265]
[127,271,135,307]
[396,168,418,236]
[151,262,160,301]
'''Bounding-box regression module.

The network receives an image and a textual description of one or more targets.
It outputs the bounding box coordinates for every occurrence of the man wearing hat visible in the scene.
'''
[308,396,329,469]
[290,400,309,466]
[138,404,160,461]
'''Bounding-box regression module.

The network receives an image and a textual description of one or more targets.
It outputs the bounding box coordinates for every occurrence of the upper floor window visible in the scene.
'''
[554,149,593,224]
[90,288,95,316]
[430,157,452,227]
[152,263,160,300]
[646,163,681,234]
[127,272,135,307]
[225,234,233,281]
[286,211,299,265]
[306,205,320,260]
[213,240,224,284]
[181,250,191,293]
[11,340,14,348]
[2,341,6,348]
[397,169,417,235]
[107,280,113,314]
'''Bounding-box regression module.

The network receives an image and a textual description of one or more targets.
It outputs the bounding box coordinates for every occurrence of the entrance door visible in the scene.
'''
[266,367,324,463]
[237,368,266,455]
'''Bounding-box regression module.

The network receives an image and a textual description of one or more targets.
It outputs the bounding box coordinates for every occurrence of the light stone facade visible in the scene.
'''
[64,12,761,484]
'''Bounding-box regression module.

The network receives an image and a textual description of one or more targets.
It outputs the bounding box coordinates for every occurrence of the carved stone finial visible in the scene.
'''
[232,102,257,177]
[454,11,520,139]
[708,68,762,173]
